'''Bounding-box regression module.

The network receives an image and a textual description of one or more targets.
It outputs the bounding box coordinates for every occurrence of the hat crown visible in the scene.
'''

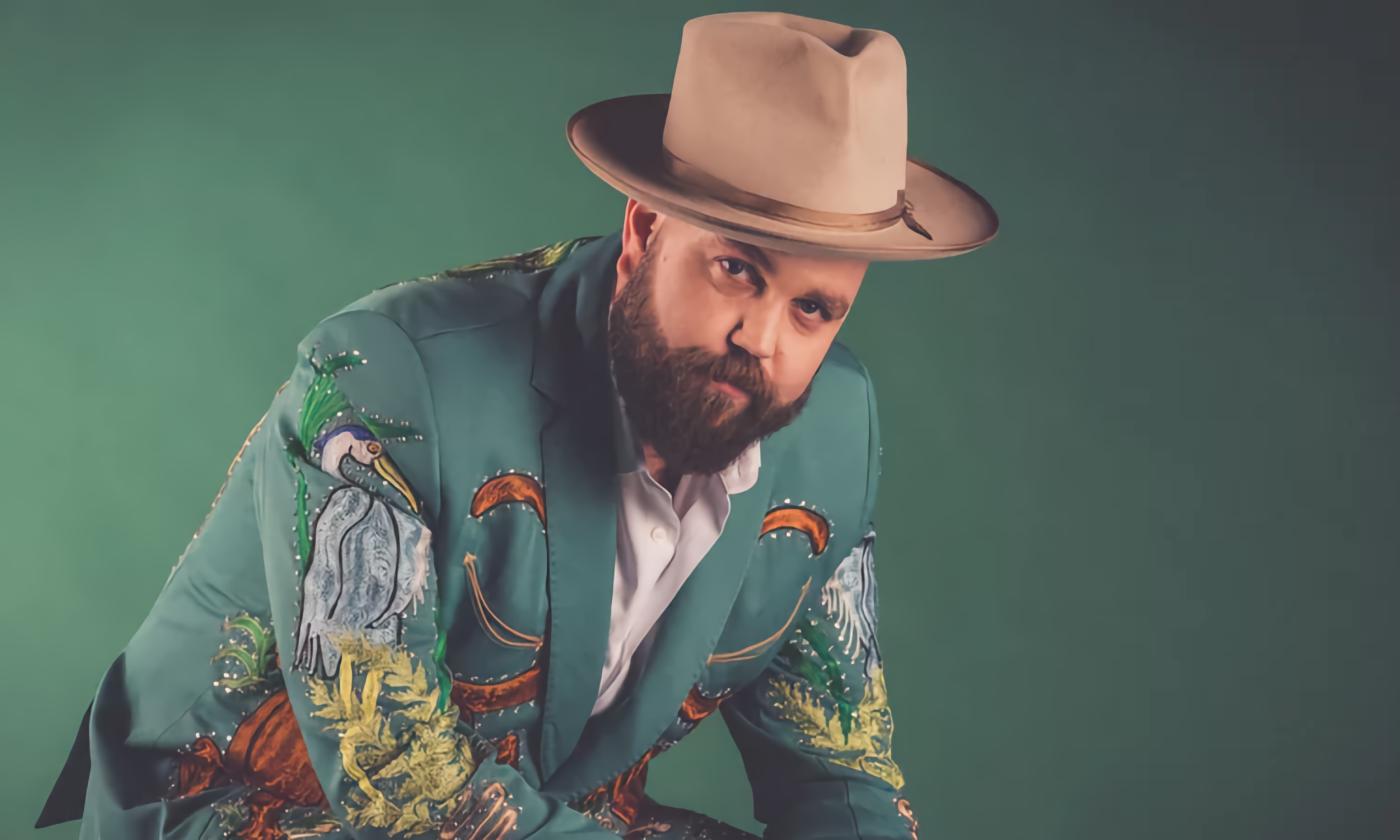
[662,12,909,216]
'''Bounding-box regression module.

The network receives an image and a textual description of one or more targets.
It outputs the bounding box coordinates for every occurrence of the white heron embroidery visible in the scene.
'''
[292,423,431,678]
[820,530,882,680]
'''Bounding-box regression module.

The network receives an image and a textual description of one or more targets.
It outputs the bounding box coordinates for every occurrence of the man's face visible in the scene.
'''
[608,208,868,476]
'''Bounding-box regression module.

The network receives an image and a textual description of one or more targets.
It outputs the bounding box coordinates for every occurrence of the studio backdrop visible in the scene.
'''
[2,2,1397,838]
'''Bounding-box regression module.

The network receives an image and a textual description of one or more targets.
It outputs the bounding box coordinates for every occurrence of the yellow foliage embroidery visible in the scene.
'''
[307,635,478,836]
[768,663,906,791]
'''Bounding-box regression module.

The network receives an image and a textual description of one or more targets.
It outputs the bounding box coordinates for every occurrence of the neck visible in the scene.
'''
[641,443,680,494]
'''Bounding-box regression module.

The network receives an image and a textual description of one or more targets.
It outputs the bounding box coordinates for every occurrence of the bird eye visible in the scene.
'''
[367,442,382,455]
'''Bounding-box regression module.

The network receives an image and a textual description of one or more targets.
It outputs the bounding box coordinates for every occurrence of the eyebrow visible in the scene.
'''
[713,234,852,320]
[805,289,851,320]
[715,234,777,275]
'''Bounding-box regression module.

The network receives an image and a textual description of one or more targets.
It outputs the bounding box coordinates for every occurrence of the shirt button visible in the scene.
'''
[650,526,670,544]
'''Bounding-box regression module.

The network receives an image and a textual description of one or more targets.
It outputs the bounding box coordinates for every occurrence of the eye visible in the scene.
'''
[794,298,832,321]
[717,257,757,285]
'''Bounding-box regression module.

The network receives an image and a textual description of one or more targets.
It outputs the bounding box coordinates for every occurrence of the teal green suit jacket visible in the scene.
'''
[40,232,916,839]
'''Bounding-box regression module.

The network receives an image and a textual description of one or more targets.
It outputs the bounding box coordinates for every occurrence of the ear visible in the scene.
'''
[614,198,664,302]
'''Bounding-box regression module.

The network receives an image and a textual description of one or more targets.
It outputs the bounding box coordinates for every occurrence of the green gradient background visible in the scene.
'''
[3,2,1398,838]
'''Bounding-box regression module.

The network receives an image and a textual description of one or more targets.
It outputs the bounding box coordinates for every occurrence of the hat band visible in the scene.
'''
[659,146,908,232]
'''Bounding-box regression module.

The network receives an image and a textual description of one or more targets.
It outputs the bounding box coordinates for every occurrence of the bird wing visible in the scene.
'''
[820,531,882,680]
[293,485,373,678]
[387,505,431,619]
[334,497,402,633]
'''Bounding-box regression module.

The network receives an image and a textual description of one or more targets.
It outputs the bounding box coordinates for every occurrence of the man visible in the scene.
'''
[38,11,996,840]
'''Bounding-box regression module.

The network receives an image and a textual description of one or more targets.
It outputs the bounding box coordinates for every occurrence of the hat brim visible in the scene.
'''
[566,93,999,262]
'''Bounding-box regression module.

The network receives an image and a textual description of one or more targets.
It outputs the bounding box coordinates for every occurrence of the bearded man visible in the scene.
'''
[38,11,996,840]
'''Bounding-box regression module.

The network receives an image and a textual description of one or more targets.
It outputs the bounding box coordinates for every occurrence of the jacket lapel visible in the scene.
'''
[530,232,624,779]
[529,230,780,794]
[542,450,779,796]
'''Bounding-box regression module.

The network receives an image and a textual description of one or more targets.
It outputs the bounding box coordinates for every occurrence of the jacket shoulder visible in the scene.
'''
[802,339,877,443]
[331,270,538,342]
[762,339,880,556]
[317,237,603,343]
[815,340,873,402]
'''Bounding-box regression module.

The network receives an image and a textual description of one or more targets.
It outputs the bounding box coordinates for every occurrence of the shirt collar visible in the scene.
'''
[717,435,762,495]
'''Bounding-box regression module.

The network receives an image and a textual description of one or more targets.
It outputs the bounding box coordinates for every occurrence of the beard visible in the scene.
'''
[607,246,812,477]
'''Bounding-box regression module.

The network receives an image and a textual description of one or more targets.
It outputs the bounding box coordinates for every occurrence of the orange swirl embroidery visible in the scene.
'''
[450,664,543,716]
[759,505,830,555]
[470,473,546,527]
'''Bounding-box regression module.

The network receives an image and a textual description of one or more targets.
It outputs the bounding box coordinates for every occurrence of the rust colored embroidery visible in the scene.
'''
[577,685,729,829]
[579,745,655,828]
[223,690,328,807]
[470,472,546,527]
[678,685,726,724]
[759,505,830,555]
[896,796,920,839]
[451,663,543,717]
[492,732,522,770]
[220,791,286,840]
[174,689,327,839]
[175,737,225,797]
[440,780,520,840]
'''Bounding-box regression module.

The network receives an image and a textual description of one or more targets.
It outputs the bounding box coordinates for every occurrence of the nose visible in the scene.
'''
[728,300,782,361]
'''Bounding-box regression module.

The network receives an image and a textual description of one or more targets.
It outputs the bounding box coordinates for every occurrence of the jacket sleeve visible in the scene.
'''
[720,368,920,840]
[252,308,615,839]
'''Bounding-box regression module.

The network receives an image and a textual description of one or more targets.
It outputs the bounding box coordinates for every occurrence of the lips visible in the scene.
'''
[709,378,751,405]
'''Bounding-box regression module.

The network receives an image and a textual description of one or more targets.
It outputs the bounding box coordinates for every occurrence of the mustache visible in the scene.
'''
[680,346,774,405]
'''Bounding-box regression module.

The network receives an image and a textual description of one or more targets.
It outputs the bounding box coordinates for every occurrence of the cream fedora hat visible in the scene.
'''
[566,10,998,262]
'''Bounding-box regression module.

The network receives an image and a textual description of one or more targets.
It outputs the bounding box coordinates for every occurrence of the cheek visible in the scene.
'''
[772,347,827,404]
[653,275,737,350]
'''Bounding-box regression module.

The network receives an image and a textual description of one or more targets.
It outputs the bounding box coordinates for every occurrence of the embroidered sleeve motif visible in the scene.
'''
[211,792,345,840]
[441,236,600,280]
[212,612,278,693]
[766,528,906,791]
[820,530,881,680]
[173,656,331,839]
[767,662,903,791]
[285,349,435,685]
[240,310,613,840]
[377,237,601,292]
[305,634,486,836]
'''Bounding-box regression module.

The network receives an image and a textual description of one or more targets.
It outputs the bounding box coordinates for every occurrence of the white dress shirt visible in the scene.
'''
[590,391,761,717]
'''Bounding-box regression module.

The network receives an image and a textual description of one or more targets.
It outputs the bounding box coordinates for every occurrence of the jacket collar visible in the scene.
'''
[530,232,618,409]
[529,231,624,779]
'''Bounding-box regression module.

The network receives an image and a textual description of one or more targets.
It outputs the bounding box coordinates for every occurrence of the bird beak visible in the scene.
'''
[373,454,420,514]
